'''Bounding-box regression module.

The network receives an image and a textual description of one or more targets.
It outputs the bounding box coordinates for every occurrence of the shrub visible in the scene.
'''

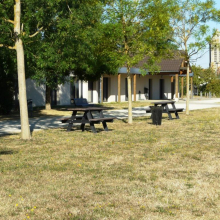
[206,79,220,97]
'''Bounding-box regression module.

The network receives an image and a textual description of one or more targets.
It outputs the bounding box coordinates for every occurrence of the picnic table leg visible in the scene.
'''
[80,113,87,132]
[67,123,72,131]
[99,110,109,131]
[102,121,109,131]
[89,122,97,133]
[175,111,180,119]
[171,103,180,119]
[86,111,97,133]
[165,105,173,120]
[67,111,77,131]
[80,123,85,131]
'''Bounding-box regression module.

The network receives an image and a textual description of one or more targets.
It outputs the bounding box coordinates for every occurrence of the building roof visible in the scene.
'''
[135,56,184,73]
[119,51,191,75]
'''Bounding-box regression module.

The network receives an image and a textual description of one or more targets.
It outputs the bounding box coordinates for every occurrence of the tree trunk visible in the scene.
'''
[186,61,190,115]
[45,84,51,110]
[127,72,132,124]
[14,0,31,139]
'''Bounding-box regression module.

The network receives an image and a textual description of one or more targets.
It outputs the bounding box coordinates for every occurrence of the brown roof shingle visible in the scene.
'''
[135,57,184,72]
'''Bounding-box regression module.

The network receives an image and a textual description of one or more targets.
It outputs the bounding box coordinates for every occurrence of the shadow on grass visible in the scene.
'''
[0,147,18,157]
[0,150,15,155]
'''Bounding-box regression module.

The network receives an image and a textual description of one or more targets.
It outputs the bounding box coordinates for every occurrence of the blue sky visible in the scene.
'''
[192,1,220,68]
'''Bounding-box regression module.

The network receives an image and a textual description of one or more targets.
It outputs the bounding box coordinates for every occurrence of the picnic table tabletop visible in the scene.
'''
[151,100,175,105]
[67,107,110,111]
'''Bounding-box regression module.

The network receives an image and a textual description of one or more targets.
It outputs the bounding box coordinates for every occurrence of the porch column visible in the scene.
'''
[133,74,136,101]
[118,73,121,102]
[175,74,179,99]
[181,77,184,99]
[171,76,174,99]
[190,77,193,99]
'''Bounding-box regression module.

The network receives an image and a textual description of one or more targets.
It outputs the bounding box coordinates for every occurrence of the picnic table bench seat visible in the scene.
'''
[61,117,115,124]
[146,106,152,113]
[146,107,184,114]
[167,108,184,113]
[89,117,115,123]
[60,116,83,123]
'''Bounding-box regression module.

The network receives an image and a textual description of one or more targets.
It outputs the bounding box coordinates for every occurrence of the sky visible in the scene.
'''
[192,0,220,68]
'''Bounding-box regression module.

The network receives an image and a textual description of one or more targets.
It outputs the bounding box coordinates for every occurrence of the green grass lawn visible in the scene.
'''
[0,105,220,219]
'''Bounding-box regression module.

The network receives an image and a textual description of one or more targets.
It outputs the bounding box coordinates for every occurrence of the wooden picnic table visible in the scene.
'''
[146,100,184,120]
[62,107,115,133]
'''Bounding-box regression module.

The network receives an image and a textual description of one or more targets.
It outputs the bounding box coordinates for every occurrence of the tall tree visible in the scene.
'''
[0,0,32,139]
[170,0,220,115]
[0,0,108,137]
[0,0,68,138]
[103,0,175,123]
[30,1,109,109]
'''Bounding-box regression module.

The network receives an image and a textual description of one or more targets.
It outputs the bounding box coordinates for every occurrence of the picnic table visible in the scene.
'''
[146,100,184,120]
[61,107,115,133]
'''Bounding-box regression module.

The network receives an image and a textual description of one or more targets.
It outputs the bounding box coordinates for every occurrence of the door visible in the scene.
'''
[88,81,93,102]
[103,77,108,102]
[149,79,152,100]
[71,79,79,99]
[159,79,165,99]
[51,89,57,106]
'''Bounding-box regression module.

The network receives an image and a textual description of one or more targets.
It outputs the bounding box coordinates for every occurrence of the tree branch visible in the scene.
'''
[0,44,16,49]
[66,1,72,14]
[4,18,14,24]
[29,27,43,38]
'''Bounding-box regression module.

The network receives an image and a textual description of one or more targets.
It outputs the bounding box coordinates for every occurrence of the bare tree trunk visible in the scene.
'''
[127,72,132,124]
[45,84,51,110]
[14,0,31,139]
[186,61,190,115]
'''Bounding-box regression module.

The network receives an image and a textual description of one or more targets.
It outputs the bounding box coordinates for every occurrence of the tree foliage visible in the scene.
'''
[0,48,16,114]
[170,0,220,114]
[192,64,220,95]
[171,0,220,61]
[206,78,220,96]
[102,0,175,123]
[1,0,112,111]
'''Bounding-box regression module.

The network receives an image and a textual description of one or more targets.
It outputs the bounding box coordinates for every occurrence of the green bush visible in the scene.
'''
[206,79,220,97]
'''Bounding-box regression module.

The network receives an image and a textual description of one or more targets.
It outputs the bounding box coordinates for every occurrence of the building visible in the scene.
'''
[26,56,192,107]
[210,30,220,75]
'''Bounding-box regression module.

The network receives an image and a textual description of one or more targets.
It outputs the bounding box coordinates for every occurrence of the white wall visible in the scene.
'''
[93,81,99,103]
[26,73,178,107]
[108,75,118,102]
[100,74,175,102]
[59,82,71,105]
[26,79,45,107]
[135,74,148,100]
[82,81,88,99]
[26,78,72,107]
